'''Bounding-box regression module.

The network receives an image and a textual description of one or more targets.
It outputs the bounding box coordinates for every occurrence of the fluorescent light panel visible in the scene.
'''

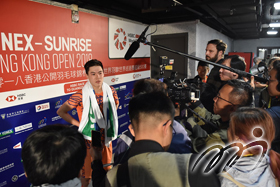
[267,30,278,35]
[274,2,280,10]
[269,23,280,27]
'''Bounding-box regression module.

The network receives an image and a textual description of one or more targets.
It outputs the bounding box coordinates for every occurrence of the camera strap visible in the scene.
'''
[117,161,131,187]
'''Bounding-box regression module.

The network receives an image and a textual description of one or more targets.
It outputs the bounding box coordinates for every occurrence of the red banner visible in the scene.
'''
[0,0,150,93]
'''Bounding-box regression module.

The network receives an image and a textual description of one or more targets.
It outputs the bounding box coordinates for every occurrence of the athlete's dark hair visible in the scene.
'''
[84,59,104,74]
[22,124,86,186]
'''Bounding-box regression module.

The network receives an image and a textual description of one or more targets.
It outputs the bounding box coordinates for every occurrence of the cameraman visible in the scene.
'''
[187,79,253,153]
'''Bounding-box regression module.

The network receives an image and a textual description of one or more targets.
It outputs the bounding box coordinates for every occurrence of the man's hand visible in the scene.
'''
[255,81,267,88]
[90,144,103,161]
[243,76,255,90]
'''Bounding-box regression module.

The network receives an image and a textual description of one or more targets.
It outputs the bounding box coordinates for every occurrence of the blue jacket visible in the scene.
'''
[219,155,277,187]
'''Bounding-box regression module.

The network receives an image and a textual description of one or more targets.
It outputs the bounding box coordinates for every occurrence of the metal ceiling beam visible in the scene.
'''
[199,4,238,37]
[141,4,203,16]
[184,0,258,8]
[228,21,257,26]
[219,11,257,18]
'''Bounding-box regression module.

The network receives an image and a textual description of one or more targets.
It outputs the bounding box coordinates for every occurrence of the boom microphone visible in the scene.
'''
[124,25,150,60]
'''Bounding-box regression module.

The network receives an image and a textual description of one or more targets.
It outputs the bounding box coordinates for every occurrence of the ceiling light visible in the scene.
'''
[269,23,280,27]
[274,2,280,10]
[267,30,278,35]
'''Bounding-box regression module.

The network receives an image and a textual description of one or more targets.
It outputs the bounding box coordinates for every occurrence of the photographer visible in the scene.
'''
[259,57,280,108]
[187,80,253,153]
[266,60,280,153]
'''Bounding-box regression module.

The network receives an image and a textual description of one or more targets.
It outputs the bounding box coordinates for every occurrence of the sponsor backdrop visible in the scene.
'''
[108,18,151,59]
[0,0,150,186]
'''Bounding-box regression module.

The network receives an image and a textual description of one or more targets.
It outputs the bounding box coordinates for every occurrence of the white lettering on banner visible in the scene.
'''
[44,36,91,52]
[0,181,7,187]
[120,121,128,128]
[118,113,126,119]
[0,149,8,155]
[19,173,25,178]
[15,123,32,132]
[1,33,34,51]
[0,163,14,173]
[120,85,126,90]
[0,33,91,52]
[0,32,93,77]
[0,54,18,73]
[5,110,29,118]
[0,53,92,75]
[52,116,62,121]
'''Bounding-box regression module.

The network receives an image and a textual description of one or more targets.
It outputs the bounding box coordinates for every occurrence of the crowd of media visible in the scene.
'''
[20,39,280,187]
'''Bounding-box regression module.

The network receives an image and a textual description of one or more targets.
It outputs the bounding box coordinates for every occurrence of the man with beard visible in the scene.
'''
[205,39,227,90]
[201,39,227,112]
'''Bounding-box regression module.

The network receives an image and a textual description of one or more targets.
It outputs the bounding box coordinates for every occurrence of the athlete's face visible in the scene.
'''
[86,66,104,89]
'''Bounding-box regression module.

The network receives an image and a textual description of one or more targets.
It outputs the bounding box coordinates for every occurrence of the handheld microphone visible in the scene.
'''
[124,25,150,60]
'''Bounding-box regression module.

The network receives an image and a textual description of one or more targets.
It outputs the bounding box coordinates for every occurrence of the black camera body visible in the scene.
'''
[164,77,202,105]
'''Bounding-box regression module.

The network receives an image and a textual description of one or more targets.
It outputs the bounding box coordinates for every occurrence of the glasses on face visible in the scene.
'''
[268,76,278,83]
[163,119,176,136]
[215,93,236,106]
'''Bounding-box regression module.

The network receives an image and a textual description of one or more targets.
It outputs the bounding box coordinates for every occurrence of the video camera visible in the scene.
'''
[162,72,202,105]
[249,60,268,78]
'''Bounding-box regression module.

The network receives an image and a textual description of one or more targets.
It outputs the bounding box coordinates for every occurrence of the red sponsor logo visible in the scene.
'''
[6,95,17,102]
[13,142,22,149]
[133,74,141,79]
[114,28,127,50]
[111,78,115,82]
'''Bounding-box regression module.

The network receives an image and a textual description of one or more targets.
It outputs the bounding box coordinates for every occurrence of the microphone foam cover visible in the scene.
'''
[124,42,140,60]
